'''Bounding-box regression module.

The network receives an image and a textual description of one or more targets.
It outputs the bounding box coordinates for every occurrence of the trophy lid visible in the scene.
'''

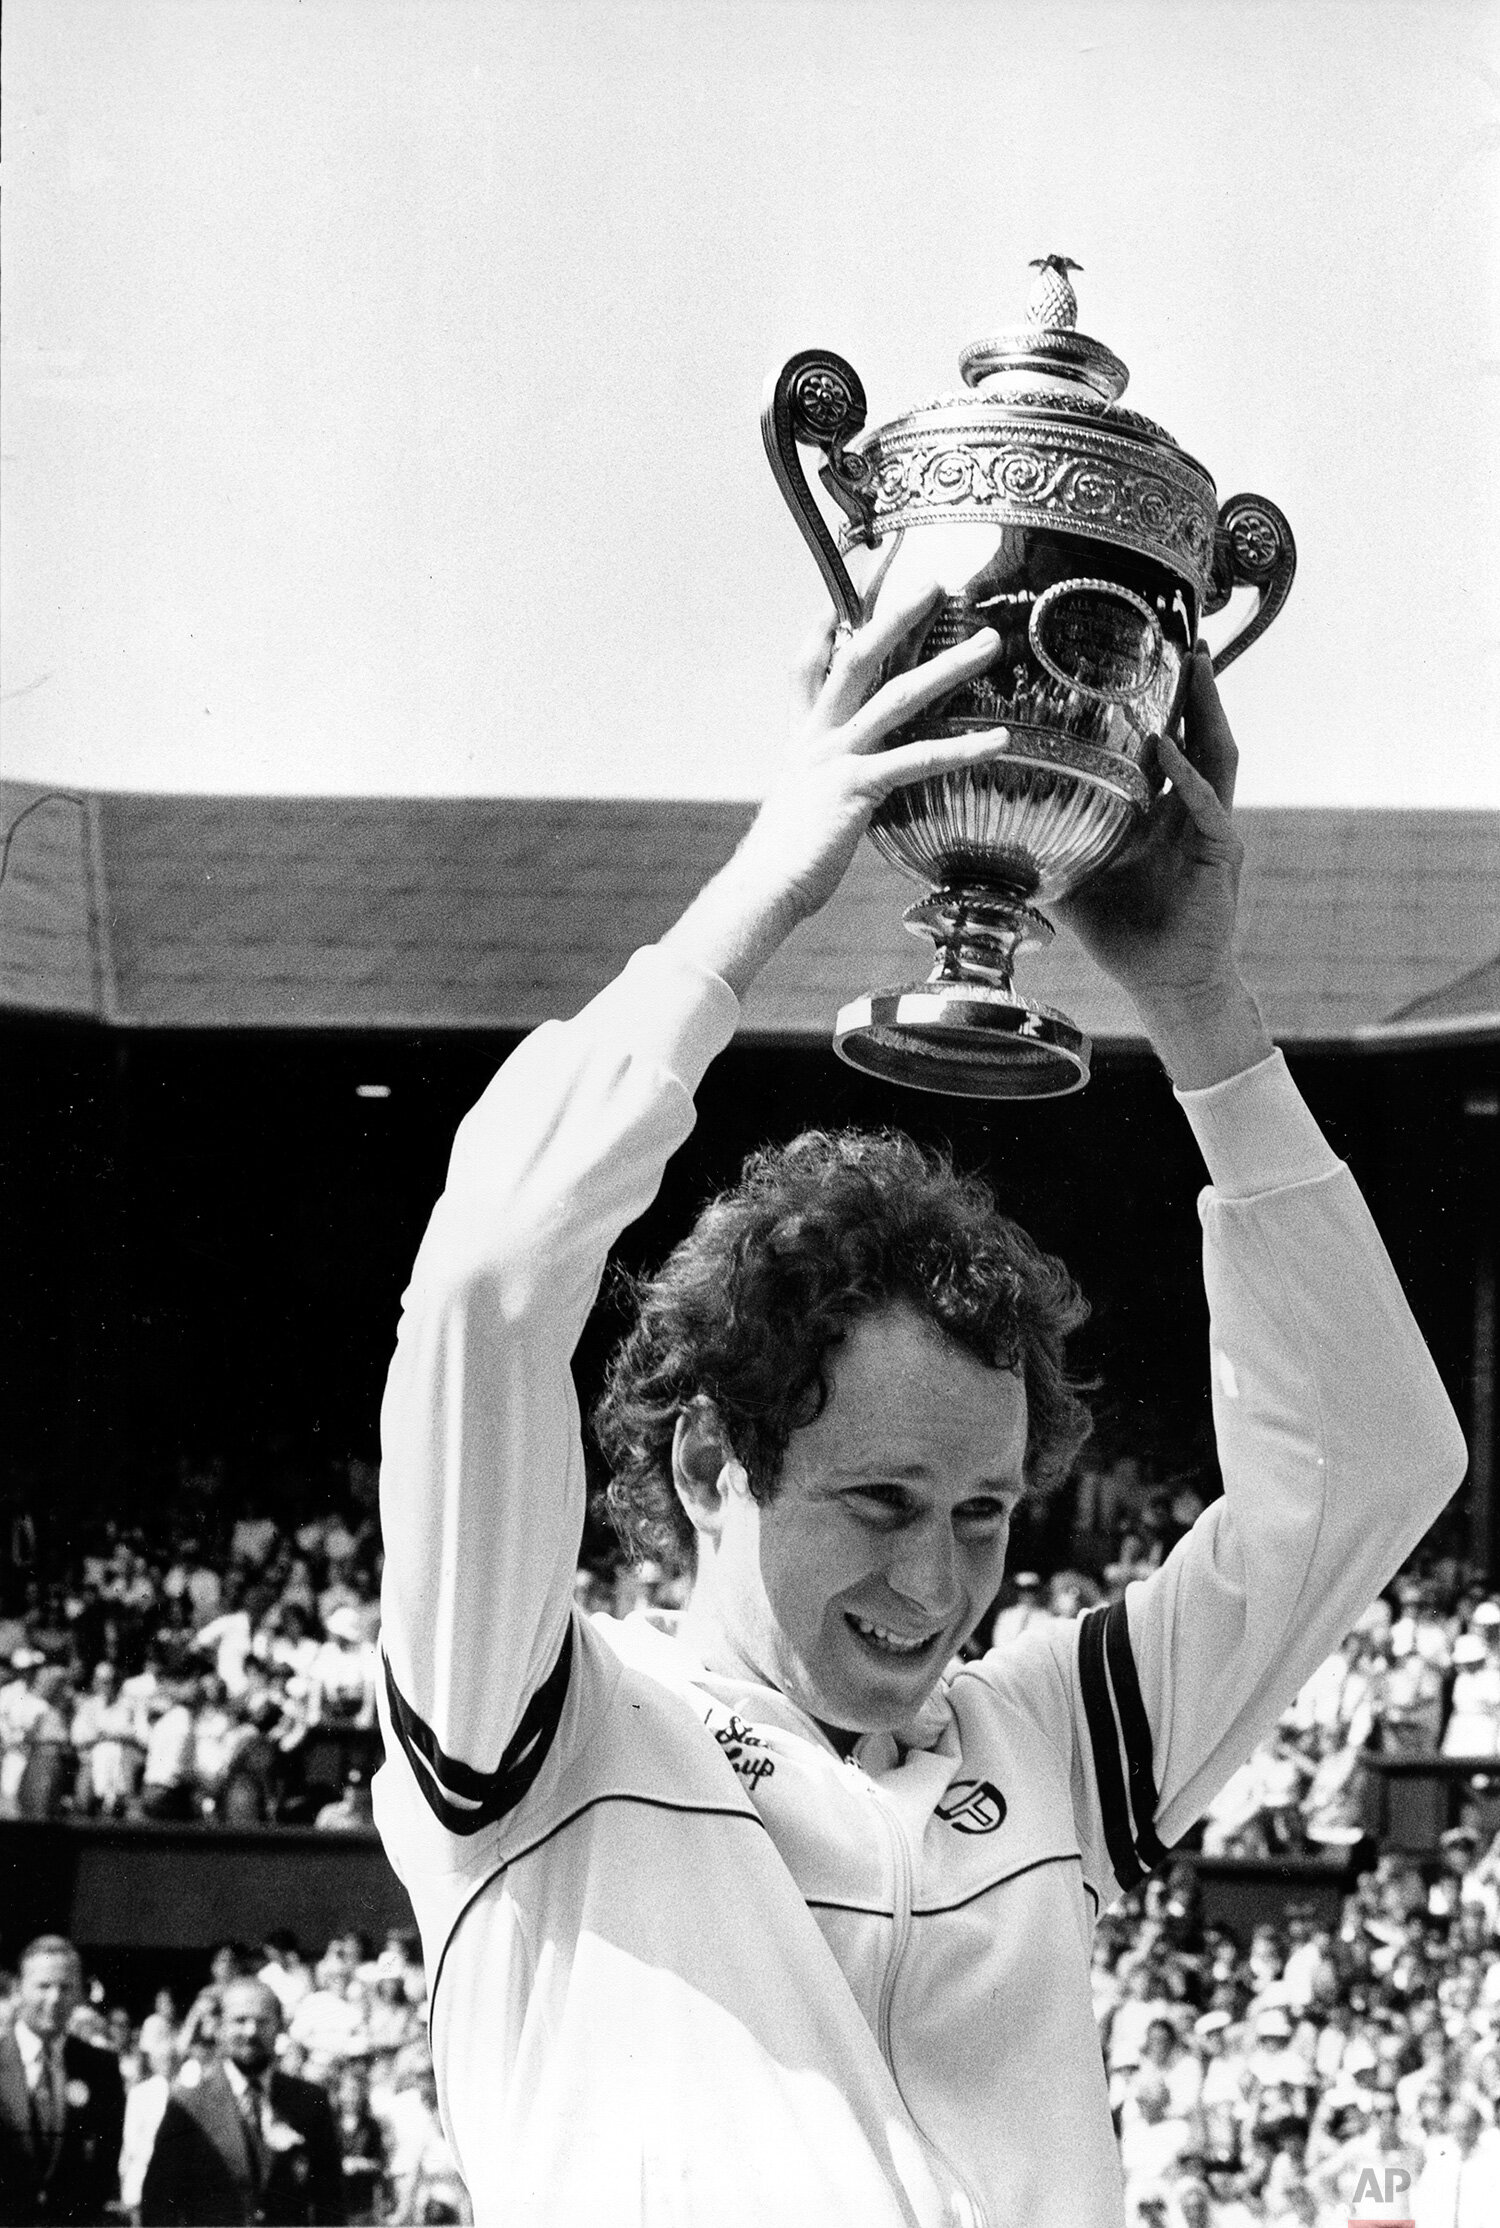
[831,254,1219,596]
[938,255,1197,459]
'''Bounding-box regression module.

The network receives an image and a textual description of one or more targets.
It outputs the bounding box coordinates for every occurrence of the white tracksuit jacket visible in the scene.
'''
[373,945,1466,2228]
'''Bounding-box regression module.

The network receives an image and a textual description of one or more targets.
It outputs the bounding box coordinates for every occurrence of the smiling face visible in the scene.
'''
[683,1303,1028,1736]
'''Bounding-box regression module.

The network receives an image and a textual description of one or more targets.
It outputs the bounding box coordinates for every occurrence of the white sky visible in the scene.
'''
[3,0,1498,805]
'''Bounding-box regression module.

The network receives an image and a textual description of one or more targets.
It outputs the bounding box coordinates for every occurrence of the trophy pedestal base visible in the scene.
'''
[833,983,1090,1100]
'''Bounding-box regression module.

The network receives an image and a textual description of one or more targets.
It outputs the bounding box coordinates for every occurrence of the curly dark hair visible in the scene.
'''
[594,1128,1090,1574]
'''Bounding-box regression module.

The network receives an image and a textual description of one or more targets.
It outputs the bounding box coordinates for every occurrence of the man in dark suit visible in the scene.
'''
[0,1933,125,2226]
[140,1977,345,2226]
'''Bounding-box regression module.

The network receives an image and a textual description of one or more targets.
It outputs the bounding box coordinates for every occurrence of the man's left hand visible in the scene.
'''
[1053,644,1273,1088]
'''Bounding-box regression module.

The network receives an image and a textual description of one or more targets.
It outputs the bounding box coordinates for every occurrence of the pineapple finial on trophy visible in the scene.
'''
[1026,255,1082,330]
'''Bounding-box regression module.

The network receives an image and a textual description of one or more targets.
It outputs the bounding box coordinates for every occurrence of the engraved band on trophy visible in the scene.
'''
[762,256,1296,1098]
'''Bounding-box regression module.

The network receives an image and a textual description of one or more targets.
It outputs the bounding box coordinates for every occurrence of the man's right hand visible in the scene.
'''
[664,581,1006,998]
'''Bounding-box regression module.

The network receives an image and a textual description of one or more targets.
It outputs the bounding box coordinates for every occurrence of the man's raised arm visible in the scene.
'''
[1050,650,1467,1888]
[376,585,1011,1837]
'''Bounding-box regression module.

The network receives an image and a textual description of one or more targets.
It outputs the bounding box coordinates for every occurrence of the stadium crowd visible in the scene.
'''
[5,1449,1497,1832]
[4,1450,1500,2222]
[0,1463,383,1828]
[1090,1825,1500,2226]
[1,1926,469,2224]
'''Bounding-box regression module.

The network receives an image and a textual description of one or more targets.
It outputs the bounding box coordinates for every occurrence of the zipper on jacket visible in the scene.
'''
[874,1787,914,2069]
[869,1784,991,2228]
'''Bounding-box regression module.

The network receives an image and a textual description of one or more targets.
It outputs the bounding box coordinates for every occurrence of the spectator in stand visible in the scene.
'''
[314,1767,376,1831]
[1390,1577,1452,1676]
[70,1662,126,1817]
[315,1549,362,1635]
[271,1666,314,1773]
[193,1580,256,1701]
[1,1652,39,1813]
[1118,2068,1200,2220]
[0,1934,125,2227]
[160,1535,222,1629]
[1244,1999,1313,2101]
[1193,2009,1252,2122]
[1305,2091,1411,2220]
[988,1571,1052,1645]
[115,1651,165,1800]
[256,1601,319,1683]
[374,2045,470,2226]
[1293,1622,1386,1755]
[1413,2095,1500,2226]
[213,1688,281,1824]
[330,2061,388,2225]
[1427,1828,1482,1927]
[0,1589,33,1663]
[1379,1646,1445,1759]
[189,1674,239,1819]
[286,1939,369,2074]
[257,1932,315,2020]
[1070,1452,1149,1567]
[1300,1725,1370,1851]
[361,1947,423,2059]
[274,1554,321,1627]
[1103,1526,1162,1597]
[1278,1921,1335,2016]
[1395,2029,1459,2126]
[1199,1725,1313,1858]
[1136,1490,1176,1570]
[16,1664,76,1819]
[138,1676,199,1821]
[118,2020,180,2220]
[98,1542,157,1634]
[137,1991,181,2068]
[1045,1569,1102,1621]
[1443,1602,1500,1759]
[306,1609,376,1731]
[1137,2013,1205,2118]
[228,1496,280,1578]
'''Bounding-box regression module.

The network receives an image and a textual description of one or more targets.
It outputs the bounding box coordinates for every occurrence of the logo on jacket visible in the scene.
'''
[712,1711,776,1791]
[936,1778,1007,1834]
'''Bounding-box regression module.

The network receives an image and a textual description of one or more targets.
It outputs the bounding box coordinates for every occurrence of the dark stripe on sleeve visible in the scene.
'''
[1102,1597,1168,1872]
[383,1621,573,1837]
[1077,1605,1145,1892]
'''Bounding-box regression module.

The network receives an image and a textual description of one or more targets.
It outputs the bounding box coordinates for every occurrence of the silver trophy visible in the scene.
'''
[763,256,1295,1097]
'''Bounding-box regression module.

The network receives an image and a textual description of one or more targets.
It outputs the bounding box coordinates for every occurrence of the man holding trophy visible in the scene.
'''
[372,268,1466,2225]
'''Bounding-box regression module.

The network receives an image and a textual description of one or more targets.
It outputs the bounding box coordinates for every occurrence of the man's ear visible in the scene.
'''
[670,1400,747,1543]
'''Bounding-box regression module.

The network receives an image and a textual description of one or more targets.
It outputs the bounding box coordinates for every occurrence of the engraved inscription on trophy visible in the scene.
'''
[1029,580,1163,704]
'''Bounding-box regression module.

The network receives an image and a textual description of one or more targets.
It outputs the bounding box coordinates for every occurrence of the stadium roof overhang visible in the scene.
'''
[2,780,1496,1049]
[1354,952,1500,1050]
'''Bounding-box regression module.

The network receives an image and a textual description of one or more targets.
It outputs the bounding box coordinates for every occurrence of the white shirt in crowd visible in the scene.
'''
[195,1608,255,1696]
[143,1700,196,1790]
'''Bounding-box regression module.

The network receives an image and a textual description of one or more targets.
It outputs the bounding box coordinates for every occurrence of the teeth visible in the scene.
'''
[848,1615,934,1655]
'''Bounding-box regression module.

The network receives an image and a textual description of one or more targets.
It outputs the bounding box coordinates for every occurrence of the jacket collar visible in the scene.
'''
[616,1606,962,1769]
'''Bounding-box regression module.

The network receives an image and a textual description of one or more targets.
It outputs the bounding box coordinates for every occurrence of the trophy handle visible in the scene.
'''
[762,351,873,632]
[1202,494,1297,676]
